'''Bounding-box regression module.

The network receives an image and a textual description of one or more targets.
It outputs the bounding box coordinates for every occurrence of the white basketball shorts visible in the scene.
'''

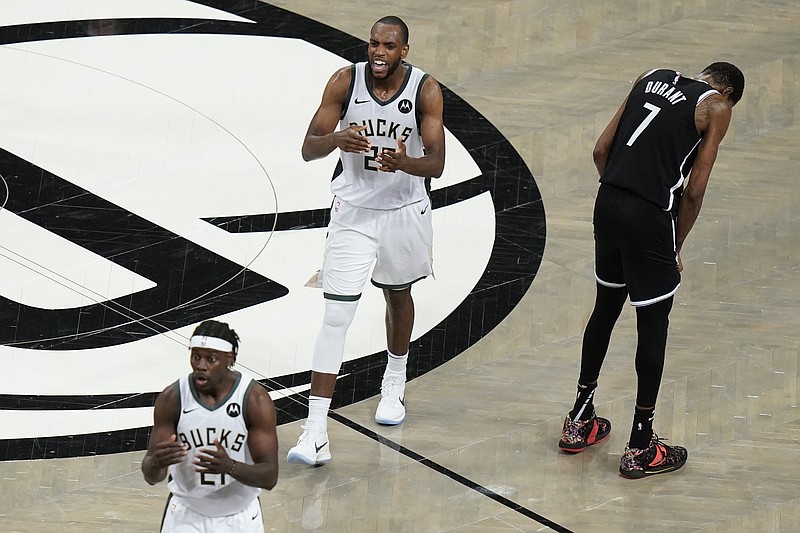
[321,196,433,300]
[161,495,263,533]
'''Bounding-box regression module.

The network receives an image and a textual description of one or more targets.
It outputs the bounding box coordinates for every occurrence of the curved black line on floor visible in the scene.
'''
[0,155,288,350]
[0,0,545,459]
[327,411,574,533]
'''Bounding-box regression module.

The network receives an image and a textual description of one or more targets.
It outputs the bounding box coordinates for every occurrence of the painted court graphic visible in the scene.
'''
[0,1,545,459]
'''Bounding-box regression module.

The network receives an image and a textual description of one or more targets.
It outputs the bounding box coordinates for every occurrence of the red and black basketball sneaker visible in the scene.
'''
[619,433,687,479]
[558,411,611,453]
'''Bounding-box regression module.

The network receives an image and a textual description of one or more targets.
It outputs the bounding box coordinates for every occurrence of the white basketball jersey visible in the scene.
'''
[333,62,430,209]
[167,372,260,517]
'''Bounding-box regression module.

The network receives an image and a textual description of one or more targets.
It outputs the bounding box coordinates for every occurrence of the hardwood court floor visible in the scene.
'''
[2,0,799,531]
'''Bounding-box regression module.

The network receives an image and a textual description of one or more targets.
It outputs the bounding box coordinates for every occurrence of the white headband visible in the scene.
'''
[189,335,234,353]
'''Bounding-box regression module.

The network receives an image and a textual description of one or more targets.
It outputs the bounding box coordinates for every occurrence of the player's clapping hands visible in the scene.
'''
[193,439,235,475]
[376,138,407,172]
[335,124,371,153]
[152,434,188,468]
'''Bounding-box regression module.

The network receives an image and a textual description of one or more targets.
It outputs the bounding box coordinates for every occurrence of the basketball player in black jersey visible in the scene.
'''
[558,63,745,479]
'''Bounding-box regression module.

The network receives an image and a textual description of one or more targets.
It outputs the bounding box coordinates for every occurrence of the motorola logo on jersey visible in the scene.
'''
[227,403,242,418]
[0,1,545,460]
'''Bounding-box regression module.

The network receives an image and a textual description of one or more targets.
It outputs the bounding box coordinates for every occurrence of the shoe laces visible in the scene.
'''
[651,433,669,446]
[563,414,593,439]
[380,376,405,405]
[298,420,324,444]
[625,433,668,456]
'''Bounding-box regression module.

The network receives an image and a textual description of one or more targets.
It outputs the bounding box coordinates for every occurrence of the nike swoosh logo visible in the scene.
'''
[251,513,259,520]
[182,407,199,414]
[315,441,328,452]
[648,443,666,467]
[420,206,428,214]
[354,98,370,104]
[399,397,405,406]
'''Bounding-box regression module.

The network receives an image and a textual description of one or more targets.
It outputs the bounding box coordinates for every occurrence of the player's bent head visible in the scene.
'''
[701,62,745,106]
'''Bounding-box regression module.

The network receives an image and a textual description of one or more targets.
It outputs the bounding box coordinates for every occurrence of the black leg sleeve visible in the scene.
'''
[578,283,628,384]
[633,296,673,407]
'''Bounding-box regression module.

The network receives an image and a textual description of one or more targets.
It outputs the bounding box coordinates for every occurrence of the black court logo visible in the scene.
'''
[0,2,545,461]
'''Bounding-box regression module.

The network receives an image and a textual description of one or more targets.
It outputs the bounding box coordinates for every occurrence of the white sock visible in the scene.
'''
[308,395,331,433]
[385,351,408,378]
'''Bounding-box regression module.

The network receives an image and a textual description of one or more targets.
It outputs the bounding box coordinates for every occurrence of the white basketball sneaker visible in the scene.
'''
[286,419,331,465]
[375,374,406,425]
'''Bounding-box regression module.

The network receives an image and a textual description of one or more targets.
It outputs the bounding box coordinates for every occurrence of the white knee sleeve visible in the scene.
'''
[312,300,358,374]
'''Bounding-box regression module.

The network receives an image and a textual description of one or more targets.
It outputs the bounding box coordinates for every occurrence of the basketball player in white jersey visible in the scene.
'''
[142,320,279,532]
[287,16,445,465]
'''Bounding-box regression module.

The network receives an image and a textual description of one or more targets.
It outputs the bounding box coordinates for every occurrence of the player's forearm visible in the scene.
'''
[401,152,444,178]
[141,456,168,485]
[676,151,715,251]
[675,196,703,252]
[302,134,338,161]
[228,460,279,490]
[592,138,612,177]
[592,150,608,177]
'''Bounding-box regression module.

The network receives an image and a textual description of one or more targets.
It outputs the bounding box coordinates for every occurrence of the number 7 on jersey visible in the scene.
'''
[626,102,661,146]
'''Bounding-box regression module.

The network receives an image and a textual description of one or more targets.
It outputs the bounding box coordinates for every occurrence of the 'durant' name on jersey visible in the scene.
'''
[179,427,246,452]
[349,119,413,143]
[643,80,687,105]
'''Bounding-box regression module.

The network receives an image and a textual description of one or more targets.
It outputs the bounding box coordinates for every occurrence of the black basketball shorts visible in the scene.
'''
[592,184,680,306]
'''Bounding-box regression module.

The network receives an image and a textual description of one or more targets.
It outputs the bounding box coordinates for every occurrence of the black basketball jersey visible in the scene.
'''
[600,69,720,211]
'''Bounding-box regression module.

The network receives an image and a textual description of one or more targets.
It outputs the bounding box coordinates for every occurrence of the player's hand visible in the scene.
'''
[677,251,683,273]
[152,434,188,468]
[376,138,407,172]
[193,439,234,474]
[335,124,371,153]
